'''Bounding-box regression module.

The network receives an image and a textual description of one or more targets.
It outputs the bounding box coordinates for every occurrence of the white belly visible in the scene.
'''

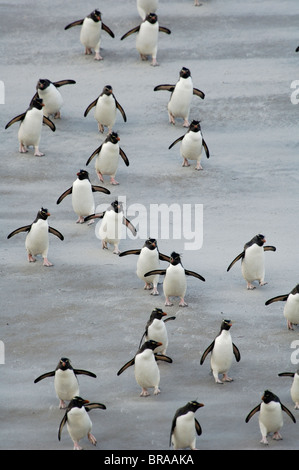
[241,245,265,282]
[146,319,168,353]
[72,179,95,217]
[54,369,79,401]
[136,22,158,55]
[38,85,63,116]
[135,350,160,389]
[18,109,42,146]
[181,131,203,161]
[284,294,299,324]
[99,211,123,244]
[259,402,283,434]
[67,407,92,442]
[172,412,196,449]
[95,142,119,176]
[290,375,299,404]
[168,78,193,119]
[137,0,158,19]
[80,18,101,50]
[163,264,186,298]
[25,220,49,257]
[136,248,160,284]
[211,332,233,374]
[94,96,116,127]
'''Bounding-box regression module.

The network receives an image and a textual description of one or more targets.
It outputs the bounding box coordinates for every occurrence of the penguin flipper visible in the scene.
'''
[91,185,111,195]
[115,99,127,122]
[43,116,56,132]
[278,372,295,378]
[138,332,146,349]
[117,358,135,375]
[7,225,31,239]
[163,316,176,323]
[281,404,296,423]
[84,98,99,117]
[102,23,115,38]
[120,148,129,166]
[154,353,172,363]
[184,269,205,282]
[226,252,245,271]
[85,402,106,411]
[53,80,76,88]
[263,245,276,252]
[195,418,202,436]
[202,139,210,159]
[5,113,26,129]
[48,227,64,241]
[84,212,105,223]
[56,187,72,204]
[233,343,241,362]
[120,26,140,40]
[58,413,68,441]
[34,370,55,383]
[153,84,175,92]
[265,294,289,305]
[119,249,141,257]
[158,26,171,35]
[168,135,184,150]
[123,217,137,236]
[64,19,84,30]
[73,369,97,378]
[200,341,215,364]
[159,253,171,262]
[245,404,261,423]
[86,145,102,166]
[144,269,167,277]
[193,87,205,99]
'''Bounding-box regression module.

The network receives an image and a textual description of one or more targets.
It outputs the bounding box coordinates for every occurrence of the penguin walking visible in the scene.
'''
[170,400,204,450]
[245,390,296,445]
[86,132,129,186]
[227,233,276,290]
[120,13,171,66]
[200,319,241,384]
[84,85,127,134]
[278,370,299,409]
[139,308,176,355]
[56,169,110,224]
[58,396,106,450]
[33,78,76,119]
[117,340,172,397]
[169,120,209,170]
[7,207,64,266]
[119,238,170,295]
[64,9,114,60]
[5,96,55,156]
[137,0,158,19]
[154,67,205,126]
[144,251,205,307]
[265,284,299,330]
[34,357,97,409]
[84,200,137,254]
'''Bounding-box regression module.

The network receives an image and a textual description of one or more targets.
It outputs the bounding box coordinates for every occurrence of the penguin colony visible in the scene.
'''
[3,1,299,452]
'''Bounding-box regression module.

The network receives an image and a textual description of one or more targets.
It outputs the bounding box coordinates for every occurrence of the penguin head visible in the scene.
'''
[31,97,44,110]
[36,79,51,91]
[146,13,158,24]
[180,67,191,79]
[189,120,201,133]
[186,400,205,412]
[107,132,120,145]
[77,169,90,181]
[103,85,113,96]
[170,252,181,266]
[57,357,73,371]
[110,200,123,213]
[142,339,162,351]
[262,390,279,404]
[254,234,266,246]
[37,207,50,220]
[220,319,232,331]
[90,9,101,22]
[150,308,167,321]
[144,238,157,250]
[68,396,90,409]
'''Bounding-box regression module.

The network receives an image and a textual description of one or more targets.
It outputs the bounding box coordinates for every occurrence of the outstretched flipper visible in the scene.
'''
[226,252,245,272]
[120,26,141,41]
[64,19,84,30]
[7,225,31,239]
[117,358,135,375]
[48,227,64,240]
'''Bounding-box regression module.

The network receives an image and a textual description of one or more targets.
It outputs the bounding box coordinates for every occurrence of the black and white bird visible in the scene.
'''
[119,238,170,295]
[265,284,299,330]
[64,9,114,60]
[138,308,176,354]
[56,169,110,224]
[170,400,204,450]
[5,96,55,156]
[144,251,205,307]
[7,207,64,266]
[278,370,299,409]
[84,200,137,254]
[169,120,209,170]
[84,85,127,134]
[154,67,205,126]
[58,396,106,450]
[200,319,241,384]
[33,78,76,119]
[120,13,171,66]
[34,357,97,409]
[245,390,296,445]
[117,340,172,397]
[227,233,276,290]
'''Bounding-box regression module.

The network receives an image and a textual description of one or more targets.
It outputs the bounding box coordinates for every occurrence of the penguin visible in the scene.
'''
[137,0,158,20]
[200,319,241,384]
[265,284,299,330]
[34,357,97,409]
[86,132,129,186]
[64,9,114,60]
[58,396,106,450]
[278,370,299,409]
[7,207,64,266]
[226,233,276,290]
[296,46,299,52]
[120,13,171,66]
[245,390,296,445]
[119,238,170,295]
[32,78,76,118]
[84,200,137,254]
[170,400,204,450]
[154,67,205,127]
[169,120,209,170]
[138,308,176,354]
[56,169,110,224]
[117,340,172,397]
[5,96,55,156]
[144,251,205,307]
[84,85,127,134]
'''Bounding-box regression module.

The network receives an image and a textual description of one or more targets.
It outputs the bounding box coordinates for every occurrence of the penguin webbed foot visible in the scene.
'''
[88,432,97,446]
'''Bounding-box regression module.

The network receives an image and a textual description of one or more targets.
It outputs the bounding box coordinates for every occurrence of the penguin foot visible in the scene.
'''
[97,171,104,183]
[43,258,53,267]
[34,148,45,157]
[153,386,161,395]
[247,283,256,290]
[273,432,282,441]
[260,437,269,445]
[19,144,28,153]
[88,432,97,446]
[179,299,188,307]
[98,123,104,133]
[110,177,119,185]
[76,216,85,224]
[102,241,108,250]
[182,159,190,167]
[94,52,103,61]
[85,47,92,55]
[144,283,153,290]
[73,441,83,450]
[113,245,120,254]
[140,389,150,397]
[28,254,36,263]
[54,111,61,119]
[259,281,268,286]
[165,299,173,306]
[183,119,190,127]
[59,399,67,409]
[195,164,203,171]
[140,54,148,61]
[222,374,233,382]
[151,288,159,296]
[151,59,159,67]
[294,402,299,409]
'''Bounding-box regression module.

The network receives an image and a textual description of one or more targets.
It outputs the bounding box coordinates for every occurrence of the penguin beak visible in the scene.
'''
[162,312,167,317]
[83,399,90,404]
